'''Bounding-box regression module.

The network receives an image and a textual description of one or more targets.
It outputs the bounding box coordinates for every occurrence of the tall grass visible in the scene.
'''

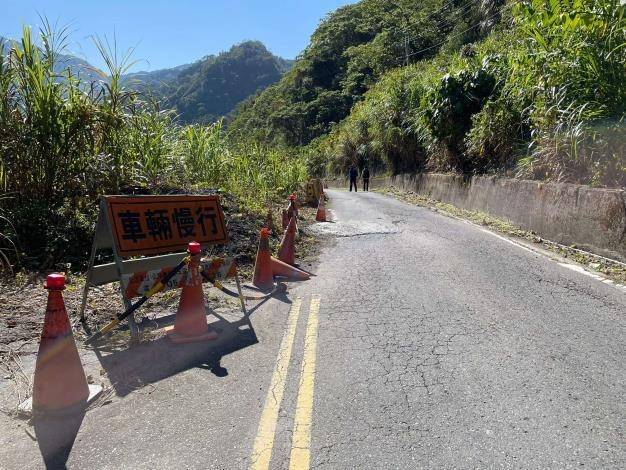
[509,0,626,186]
[315,0,625,187]
[0,25,305,270]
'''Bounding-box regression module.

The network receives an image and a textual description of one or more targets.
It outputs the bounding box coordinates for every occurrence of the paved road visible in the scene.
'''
[2,189,625,469]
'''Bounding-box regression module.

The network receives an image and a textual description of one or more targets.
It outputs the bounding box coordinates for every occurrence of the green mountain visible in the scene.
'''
[122,62,193,95]
[229,0,505,147]
[126,41,293,124]
[230,0,624,188]
[2,35,292,124]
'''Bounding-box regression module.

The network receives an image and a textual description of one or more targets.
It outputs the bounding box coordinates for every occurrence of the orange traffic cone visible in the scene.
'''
[253,228,274,291]
[271,256,310,281]
[20,273,101,417]
[278,216,297,265]
[165,242,218,343]
[315,195,327,222]
[281,209,289,231]
[287,194,298,220]
[288,194,299,234]
[288,193,299,217]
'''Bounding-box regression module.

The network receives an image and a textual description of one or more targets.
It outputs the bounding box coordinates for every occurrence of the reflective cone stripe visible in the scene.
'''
[122,257,237,299]
[278,216,296,265]
[253,228,274,291]
[315,196,326,222]
[271,257,309,281]
[166,243,218,343]
[32,274,90,412]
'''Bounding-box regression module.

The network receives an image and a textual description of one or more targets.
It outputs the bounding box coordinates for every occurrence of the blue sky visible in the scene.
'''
[2,0,356,71]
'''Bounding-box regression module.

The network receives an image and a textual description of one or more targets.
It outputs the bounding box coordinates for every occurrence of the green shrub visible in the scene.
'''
[422,62,497,170]
[0,25,307,270]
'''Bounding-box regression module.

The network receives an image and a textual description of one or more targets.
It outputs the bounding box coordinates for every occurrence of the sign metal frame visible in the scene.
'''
[79,195,235,339]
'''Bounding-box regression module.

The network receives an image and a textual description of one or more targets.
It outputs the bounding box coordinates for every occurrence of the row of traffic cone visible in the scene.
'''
[253,220,309,291]
[22,189,327,417]
[21,242,221,417]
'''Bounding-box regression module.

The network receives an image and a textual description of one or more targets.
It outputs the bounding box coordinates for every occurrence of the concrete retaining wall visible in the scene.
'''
[329,174,626,262]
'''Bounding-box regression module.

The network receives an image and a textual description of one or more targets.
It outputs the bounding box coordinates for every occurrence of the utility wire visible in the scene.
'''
[398,1,517,62]
[388,0,476,65]
[401,0,508,46]
[387,0,475,35]
[393,0,490,64]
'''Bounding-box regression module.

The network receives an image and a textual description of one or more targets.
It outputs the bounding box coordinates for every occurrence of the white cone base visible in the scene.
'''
[164,325,219,344]
[18,384,103,418]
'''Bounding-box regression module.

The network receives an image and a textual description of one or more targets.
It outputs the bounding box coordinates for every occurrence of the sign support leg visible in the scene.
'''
[79,213,102,323]
[103,200,139,343]
[234,270,247,316]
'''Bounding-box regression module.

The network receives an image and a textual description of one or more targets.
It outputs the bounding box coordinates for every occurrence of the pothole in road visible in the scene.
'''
[305,220,398,238]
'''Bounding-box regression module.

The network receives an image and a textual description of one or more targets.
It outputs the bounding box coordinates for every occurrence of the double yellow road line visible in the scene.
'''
[250,296,321,470]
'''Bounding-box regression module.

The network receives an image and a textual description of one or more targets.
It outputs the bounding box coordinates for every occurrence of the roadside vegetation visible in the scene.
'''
[1,0,624,273]
[232,0,625,187]
[0,25,306,271]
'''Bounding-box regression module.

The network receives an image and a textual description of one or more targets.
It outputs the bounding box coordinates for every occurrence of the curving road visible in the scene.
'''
[1,188,624,469]
[301,189,625,469]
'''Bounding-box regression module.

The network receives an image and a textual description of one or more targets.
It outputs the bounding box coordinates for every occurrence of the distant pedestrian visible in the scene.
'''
[348,165,358,192]
[362,166,370,191]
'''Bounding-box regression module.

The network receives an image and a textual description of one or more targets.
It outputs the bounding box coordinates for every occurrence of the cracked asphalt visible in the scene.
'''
[2,188,625,469]
[306,190,625,469]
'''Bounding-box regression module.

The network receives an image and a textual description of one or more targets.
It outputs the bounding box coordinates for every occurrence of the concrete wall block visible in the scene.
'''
[325,174,625,261]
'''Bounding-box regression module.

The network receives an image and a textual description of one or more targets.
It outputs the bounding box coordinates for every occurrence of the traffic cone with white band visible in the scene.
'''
[166,242,219,343]
[20,273,101,417]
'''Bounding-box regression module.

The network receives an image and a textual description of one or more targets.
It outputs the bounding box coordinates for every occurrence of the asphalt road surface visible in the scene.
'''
[2,189,625,469]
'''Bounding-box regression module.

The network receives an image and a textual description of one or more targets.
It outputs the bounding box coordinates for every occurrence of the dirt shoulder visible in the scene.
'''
[0,203,320,354]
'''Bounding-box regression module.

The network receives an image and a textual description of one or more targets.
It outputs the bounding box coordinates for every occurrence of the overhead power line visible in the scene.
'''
[398,1,517,63]
[388,0,477,36]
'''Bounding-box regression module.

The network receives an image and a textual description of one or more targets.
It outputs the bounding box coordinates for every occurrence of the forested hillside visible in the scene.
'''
[132,41,293,124]
[231,0,625,188]
[0,31,304,269]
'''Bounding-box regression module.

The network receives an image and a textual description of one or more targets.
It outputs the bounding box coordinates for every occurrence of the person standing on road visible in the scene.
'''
[348,165,358,192]
[362,166,370,191]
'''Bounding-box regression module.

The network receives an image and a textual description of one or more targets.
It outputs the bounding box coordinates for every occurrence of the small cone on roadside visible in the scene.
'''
[271,256,310,281]
[253,228,275,291]
[315,195,327,222]
[166,242,218,343]
[277,216,297,265]
[287,193,299,233]
[288,193,299,217]
[22,273,101,416]
[287,193,300,235]
[281,209,289,231]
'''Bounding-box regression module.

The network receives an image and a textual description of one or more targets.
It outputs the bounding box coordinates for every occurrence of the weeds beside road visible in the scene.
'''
[0,25,306,272]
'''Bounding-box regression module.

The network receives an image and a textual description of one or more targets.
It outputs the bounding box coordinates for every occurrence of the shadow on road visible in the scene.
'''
[86,281,298,397]
[94,310,259,397]
[34,412,85,469]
